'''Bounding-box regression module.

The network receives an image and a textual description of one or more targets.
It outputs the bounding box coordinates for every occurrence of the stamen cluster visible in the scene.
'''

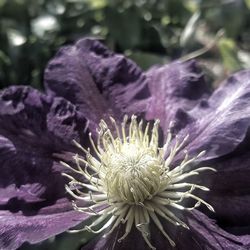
[62,115,215,249]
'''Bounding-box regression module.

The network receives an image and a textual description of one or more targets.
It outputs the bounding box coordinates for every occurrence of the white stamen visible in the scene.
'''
[62,115,215,249]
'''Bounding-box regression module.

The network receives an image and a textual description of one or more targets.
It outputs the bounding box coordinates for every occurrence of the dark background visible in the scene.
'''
[1,0,250,249]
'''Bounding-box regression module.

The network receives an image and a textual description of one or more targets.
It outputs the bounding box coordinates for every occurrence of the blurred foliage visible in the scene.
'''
[1,0,250,89]
[1,0,250,248]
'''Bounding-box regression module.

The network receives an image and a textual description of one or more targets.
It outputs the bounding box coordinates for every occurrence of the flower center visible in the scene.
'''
[102,133,163,204]
[62,115,215,250]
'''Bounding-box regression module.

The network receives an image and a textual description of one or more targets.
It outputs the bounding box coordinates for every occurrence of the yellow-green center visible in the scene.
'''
[103,142,163,204]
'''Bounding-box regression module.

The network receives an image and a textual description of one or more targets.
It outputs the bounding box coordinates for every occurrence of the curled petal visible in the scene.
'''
[0,86,86,191]
[0,87,90,250]
[44,38,150,135]
[175,70,250,160]
[0,86,88,248]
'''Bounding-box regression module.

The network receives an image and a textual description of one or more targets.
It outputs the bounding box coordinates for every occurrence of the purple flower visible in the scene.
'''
[1,38,250,250]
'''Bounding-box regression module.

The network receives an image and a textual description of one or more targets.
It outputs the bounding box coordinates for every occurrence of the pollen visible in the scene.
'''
[61,115,216,249]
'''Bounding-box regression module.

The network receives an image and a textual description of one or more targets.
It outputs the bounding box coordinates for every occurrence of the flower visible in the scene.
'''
[1,38,250,250]
[62,115,216,250]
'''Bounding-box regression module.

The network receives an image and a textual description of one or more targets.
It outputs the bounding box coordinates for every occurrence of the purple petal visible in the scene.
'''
[175,70,250,160]
[81,209,250,250]
[81,225,148,250]
[202,150,250,195]
[150,210,250,250]
[44,38,150,134]
[145,60,211,134]
[0,86,88,248]
[0,198,87,250]
[197,151,250,228]
[208,195,250,231]
[0,86,85,195]
[184,210,250,250]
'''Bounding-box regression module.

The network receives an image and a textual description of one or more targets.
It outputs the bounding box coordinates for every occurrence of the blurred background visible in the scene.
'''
[0,0,250,249]
[1,0,250,90]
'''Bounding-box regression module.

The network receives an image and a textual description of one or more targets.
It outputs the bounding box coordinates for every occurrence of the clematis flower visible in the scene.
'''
[1,38,250,250]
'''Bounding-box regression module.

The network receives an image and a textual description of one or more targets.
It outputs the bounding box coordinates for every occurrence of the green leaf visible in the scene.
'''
[128,51,168,70]
[218,37,242,72]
